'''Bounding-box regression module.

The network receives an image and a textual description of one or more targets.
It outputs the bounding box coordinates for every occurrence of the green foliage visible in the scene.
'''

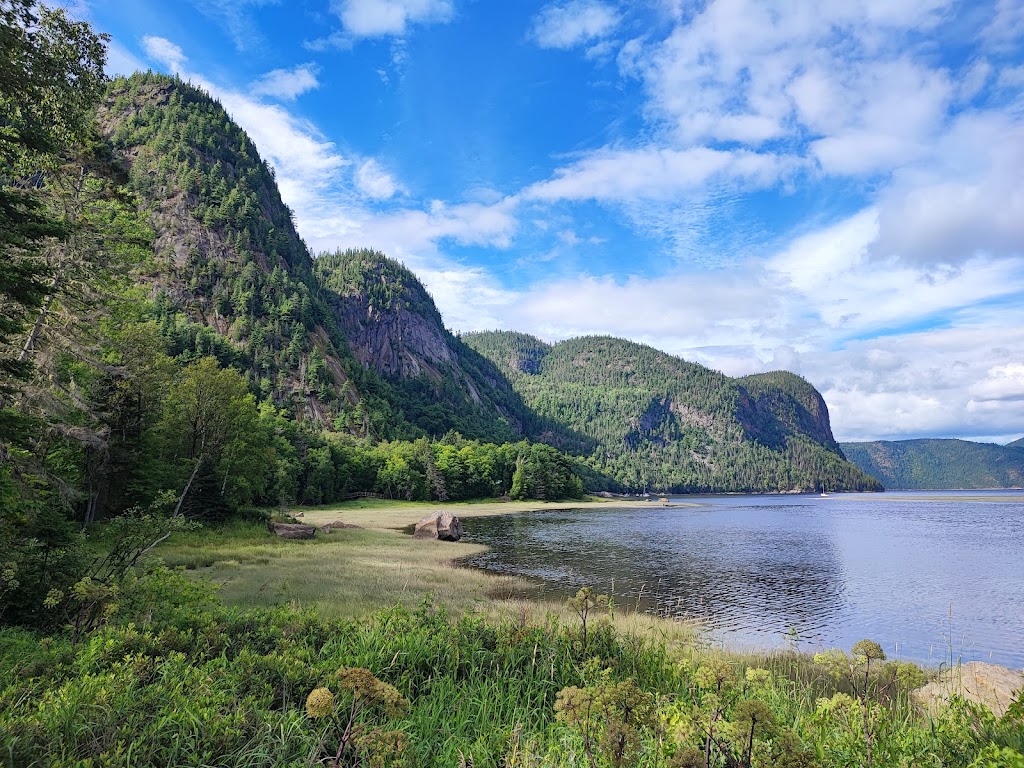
[154,357,271,515]
[2,585,1012,768]
[100,73,409,438]
[841,438,1024,489]
[465,333,882,494]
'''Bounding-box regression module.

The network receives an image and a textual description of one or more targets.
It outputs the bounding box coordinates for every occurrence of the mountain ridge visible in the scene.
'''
[841,438,1024,489]
[98,71,879,495]
[465,331,882,493]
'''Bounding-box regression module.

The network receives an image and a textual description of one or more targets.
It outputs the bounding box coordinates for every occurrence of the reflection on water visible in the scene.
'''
[463,491,1024,668]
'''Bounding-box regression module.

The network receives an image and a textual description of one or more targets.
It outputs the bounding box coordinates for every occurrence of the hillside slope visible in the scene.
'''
[315,248,535,442]
[98,73,386,427]
[841,439,1024,489]
[465,332,881,493]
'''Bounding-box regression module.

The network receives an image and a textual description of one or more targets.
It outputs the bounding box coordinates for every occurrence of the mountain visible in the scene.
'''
[1007,437,1024,450]
[840,439,1024,489]
[313,248,531,442]
[96,72,878,495]
[98,73,379,426]
[464,332,881,493]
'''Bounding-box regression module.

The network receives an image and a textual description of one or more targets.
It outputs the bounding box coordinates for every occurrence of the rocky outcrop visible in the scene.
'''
[412,511,464,541]
[269,522,316,539]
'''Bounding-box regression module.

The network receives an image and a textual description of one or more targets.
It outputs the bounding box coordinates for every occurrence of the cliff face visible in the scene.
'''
[97,73,372,427]
[319,251,461,380]
[315,249,532,441]
[737,371,841,453]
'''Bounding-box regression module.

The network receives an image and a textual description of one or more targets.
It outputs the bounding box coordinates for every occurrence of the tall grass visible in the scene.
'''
[1,568,1020,767]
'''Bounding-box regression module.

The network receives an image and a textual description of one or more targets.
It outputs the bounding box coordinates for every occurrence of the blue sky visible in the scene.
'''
[74,0,1024,443]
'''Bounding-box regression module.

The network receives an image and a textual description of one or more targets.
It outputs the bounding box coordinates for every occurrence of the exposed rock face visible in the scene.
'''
[914,662,1023,717]
[269,522,316,539]
[413,511,464,541]
[337,296,457,380]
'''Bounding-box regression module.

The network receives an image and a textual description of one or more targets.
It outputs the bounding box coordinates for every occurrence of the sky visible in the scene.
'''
[69,0,1024,444]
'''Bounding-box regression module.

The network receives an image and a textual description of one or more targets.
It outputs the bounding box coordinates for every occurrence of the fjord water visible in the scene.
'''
[463,491,1024,668]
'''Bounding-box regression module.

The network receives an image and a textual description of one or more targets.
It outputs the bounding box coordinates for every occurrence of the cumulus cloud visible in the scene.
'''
[354,159,404,199]
[530,0,621,49]
[971,364,1024,403]
[333,0,455,37]
[250,64,320,100]
[872,114,1024,264]
[526,146,794,202]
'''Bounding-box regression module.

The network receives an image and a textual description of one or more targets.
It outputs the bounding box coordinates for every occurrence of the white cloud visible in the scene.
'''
[872,113,1024,264]
[530,0,621,50]
[998,64,1024,88]
[142,35,187,73]
[354,159,404,199]
[333,0,455,37]
[984,0,1024,46]
[105,39,147,77]
[971,364,1024,403]
[189,0,277,52]
[250,64,320,100]
[526,146,794,202]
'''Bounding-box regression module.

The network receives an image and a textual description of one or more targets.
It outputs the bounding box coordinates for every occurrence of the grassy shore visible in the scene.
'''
[3,497,1022,767]
[158,497,701,634]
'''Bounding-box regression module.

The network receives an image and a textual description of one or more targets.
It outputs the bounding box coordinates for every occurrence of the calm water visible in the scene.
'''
[463,491,1024,668]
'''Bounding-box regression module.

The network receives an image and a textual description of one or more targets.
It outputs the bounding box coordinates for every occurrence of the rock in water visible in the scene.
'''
[413,511,464,541]
[269,522,316,539]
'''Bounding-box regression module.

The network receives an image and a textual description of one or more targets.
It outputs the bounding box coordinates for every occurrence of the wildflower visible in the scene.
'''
[306,686,335,718]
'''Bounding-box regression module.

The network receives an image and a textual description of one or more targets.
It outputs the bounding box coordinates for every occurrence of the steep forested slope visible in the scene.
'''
[465,332,881,493]
[97,73,415,435]
[314,249,529,442]
[841,439,1024,489]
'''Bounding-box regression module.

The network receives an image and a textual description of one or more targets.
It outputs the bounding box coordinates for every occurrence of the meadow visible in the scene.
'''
[1,499,1022,767]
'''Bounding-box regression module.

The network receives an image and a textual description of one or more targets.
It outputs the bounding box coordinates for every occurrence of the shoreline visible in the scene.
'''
[158,497,1023,716]
[293,495,703,532]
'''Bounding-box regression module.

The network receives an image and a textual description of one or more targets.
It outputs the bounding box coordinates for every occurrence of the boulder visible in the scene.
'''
[914,662,1023,718]
[320,520,361,533]
[413,510,464,542]
[269,522,316,539]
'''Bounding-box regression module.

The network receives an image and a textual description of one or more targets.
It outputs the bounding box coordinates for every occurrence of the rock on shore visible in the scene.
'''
[914,662,1023,717]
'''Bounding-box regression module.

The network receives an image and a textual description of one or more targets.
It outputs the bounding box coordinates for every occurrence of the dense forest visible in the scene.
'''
[464,333,882,493]
[841,438,1024,490]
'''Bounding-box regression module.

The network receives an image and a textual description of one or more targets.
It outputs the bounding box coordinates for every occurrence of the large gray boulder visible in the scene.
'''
[269,522,316,539]
[413,510,464,541]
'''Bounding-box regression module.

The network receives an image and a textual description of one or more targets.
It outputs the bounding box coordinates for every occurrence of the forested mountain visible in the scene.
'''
[841,439,1024,489]
[464,332,881,493]
[97,73,409,436]
[314,248,529,442]
[1007,437,1024,450]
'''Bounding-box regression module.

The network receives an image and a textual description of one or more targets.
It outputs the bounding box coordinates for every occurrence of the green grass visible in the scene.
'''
[2,506,1020,767]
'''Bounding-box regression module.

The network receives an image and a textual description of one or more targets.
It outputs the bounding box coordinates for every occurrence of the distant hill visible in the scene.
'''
[465,332,882,494]
[1007,437,1024,450]
[840,439,1024,489]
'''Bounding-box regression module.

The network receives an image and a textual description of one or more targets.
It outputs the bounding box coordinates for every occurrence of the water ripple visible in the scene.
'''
[463,492,1024,667]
